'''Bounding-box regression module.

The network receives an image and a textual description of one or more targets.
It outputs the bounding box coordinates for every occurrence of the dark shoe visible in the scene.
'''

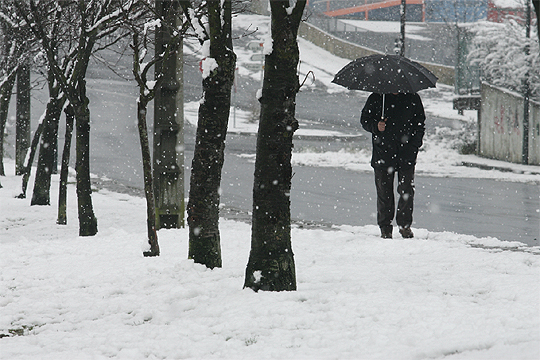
[380,226,393,239]
[399,227,414,238]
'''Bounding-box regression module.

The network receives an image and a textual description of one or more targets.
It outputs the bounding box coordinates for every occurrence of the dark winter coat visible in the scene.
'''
[361,93,426,170]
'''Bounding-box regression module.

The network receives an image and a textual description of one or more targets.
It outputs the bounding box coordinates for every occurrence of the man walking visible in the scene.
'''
[360,92,425,239]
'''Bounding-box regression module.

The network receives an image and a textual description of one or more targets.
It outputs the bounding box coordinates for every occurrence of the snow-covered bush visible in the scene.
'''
[467,19,539,100]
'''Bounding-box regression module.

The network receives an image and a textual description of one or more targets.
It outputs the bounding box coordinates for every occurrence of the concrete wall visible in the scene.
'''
[298,22,379,60]
[298,22,455,86]
[480,83,540,165]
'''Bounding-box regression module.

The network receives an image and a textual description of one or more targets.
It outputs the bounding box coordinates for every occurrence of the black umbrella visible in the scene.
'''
[332,54,438,119]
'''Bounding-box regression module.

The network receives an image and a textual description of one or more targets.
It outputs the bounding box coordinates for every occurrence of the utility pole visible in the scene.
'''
[15,59,30,175]
[399,0,406,56]
[522,0,531,165]
[153,0,184,229]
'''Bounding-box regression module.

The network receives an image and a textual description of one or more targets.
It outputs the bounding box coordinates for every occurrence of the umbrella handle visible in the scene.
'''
[381,94,385,120]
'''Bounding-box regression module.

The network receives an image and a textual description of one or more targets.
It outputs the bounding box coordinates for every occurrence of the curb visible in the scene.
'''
[461,161,540,175]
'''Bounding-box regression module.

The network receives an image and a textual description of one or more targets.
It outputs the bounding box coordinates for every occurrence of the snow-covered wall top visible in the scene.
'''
[490,0,527,9]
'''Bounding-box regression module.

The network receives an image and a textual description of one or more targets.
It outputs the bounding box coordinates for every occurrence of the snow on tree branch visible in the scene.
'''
[468,19,539,99]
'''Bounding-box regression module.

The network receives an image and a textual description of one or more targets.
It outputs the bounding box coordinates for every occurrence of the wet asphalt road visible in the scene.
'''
[79,68,540,246]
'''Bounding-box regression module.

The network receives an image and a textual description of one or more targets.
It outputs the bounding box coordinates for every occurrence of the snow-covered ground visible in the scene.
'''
[1,13,539,360]
[1,157,539,360]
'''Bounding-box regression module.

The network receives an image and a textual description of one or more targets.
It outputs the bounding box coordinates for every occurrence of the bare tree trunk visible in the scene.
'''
[244,0,306,292]
[131,2,194,257]
[57,104,74,225]
[31,96,63,205]
[17,118,43,199]
[0,72,17,176]
[533,1,539,44]
[137,99,160,256]
[73,90,98,236]
[153,0,185,230]
[188,0,236,269]
[15,63,31,175]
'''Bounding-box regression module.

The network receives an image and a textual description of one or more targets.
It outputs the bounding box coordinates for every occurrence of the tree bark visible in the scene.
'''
[17,119,43,199]
[15,63,31,175]
[0,72,16,177]
[57,104,74,225]
[533,1,540,44]
[137,99,160,257]
[74,92,98,237]
[31,96,63,205]
[187,0,236,269]
[153,0,184,230]
[244,0,306,292]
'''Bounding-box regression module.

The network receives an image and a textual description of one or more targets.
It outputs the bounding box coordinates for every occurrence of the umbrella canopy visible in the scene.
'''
[332,54,438,94]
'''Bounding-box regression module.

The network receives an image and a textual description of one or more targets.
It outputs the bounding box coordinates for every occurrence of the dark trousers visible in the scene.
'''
[374,166,415,230]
